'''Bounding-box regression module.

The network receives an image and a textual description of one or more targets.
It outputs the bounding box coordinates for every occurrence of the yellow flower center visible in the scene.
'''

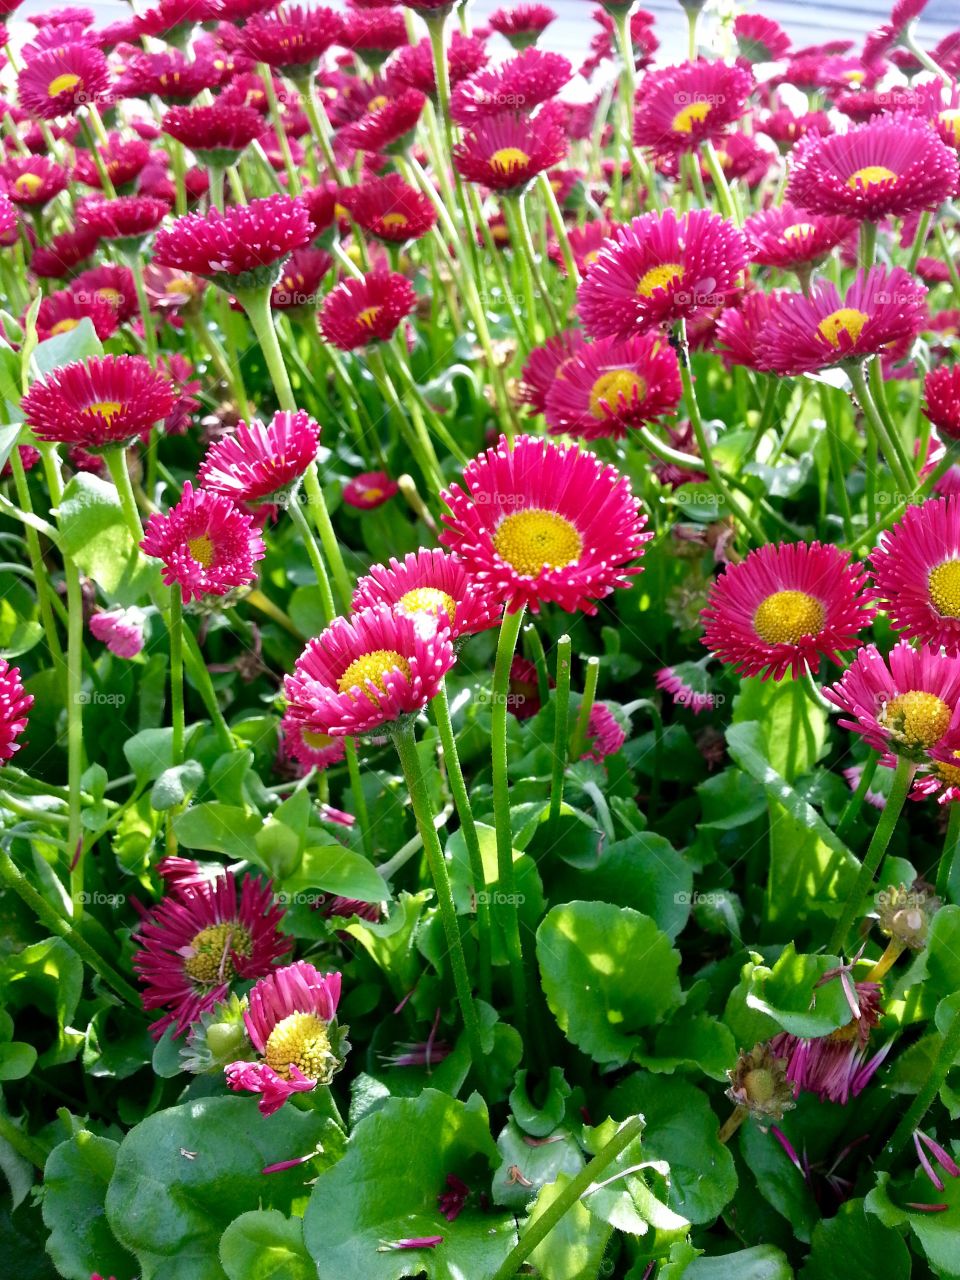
[636,262,684,298]
[928,559,960,618]
[338,649,412,701]
[361,486,383,502]
[183,921,252,985]
[753,589,825,645]
[583,249,600,266]
[881,691,952,748]
[380,212,408,229]
[48,72,81,97]
[84,400,123,423]
[97,288,123,307]
[588,369,647,419]
[48,318,80,335]
[847,164,897,190]
[356,305,381,329]
[671,100,712,133]
[333,202,349,219]
[937,751,960,786]
[818,307,869,348]
[490,146,530,177]
[782,222,817,241]
[13,172,43,197]
[493,508,583,578]
[187,533,216,568]
[302,728,336,749]
[396,586,457,625]
[940,109,960,148]
[367,94,389,112]
[264,1011,331,1081]
[844,70,866,83]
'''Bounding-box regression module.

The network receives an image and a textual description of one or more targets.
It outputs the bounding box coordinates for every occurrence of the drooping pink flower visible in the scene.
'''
[580,702,626,762]
[89,606,146,658]
[0,659,33,763]
[734,13,791,62]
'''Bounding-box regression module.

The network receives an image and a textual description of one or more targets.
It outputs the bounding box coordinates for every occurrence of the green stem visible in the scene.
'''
[303,84,346,183]
[570,656,600,762]
[287,493,336,624]
[902,27,952,83]
[0,848,142,1006]
[906,210,932,273]
[302,463,352,615]
[702,141,740,225]
[491,605,527,1029]
[126,250,157,364]
[432,681,492,1003]
[8,445,61,662]
[882,1001,960,1164]
[209,164,226,214]
[829,755,915,954]
[937,800,960,901]
[367,345,444,493]
[935,225,960,308]
[259,64,300,193]
[549,636,572,825]
[522,622,551,707]
[847,362,913,498]
[392,721,486,1083]
[836,752,880,842]
[239,284,297,411]
[344,737,373,860]
[859,219,877,269]
[170,585,184,766]
[104,447,145,545]
[502,198,540,348]
[869,356,916,486]
[491,1116,645,1280]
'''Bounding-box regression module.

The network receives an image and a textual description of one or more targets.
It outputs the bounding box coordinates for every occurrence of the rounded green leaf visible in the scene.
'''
[220,1210,313,1280]
[42,1131,137,1280]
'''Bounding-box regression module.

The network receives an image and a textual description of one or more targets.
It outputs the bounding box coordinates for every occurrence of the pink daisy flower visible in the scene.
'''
[77,195,169,244]
[843,761,890,810]
[733,13,791,63]
[21,354,175,449]
[279,713,346,771]
[17,43,109,119]
[151,194,314,291]
[225,961,345,1115]
[824,640,960,761]
[439,433,649,615]
[387,31,488,98]
[769,978,887,1105]
[271,248,333,310]
[339,174,436,244]
[924,365,960,441]
[743,201,856,271]
[756,108,832,153]
[337,89,425,155]
[0,155,68,206]
[577,208,749,341]
[140,481,266,603]
[30,224,99,278]
[449,48,571,126]
[240,5,342,74]
[655,661,716,714]
[488,3,556,50]
[161,102,263,165]
[519,329,586,414]
[633,59,754,158]
[701,541,874,681]
[0,659,33,763]
[580,701,626,762]
[89,606,146,658]
[787,113,960,221]
[70,264,138,324]
[870,497,960,657]
[352,547,502,641]
[73,133,150,191]
[542,332,682,440]
[341,7,408,65]
[343,470,398,509]
[134,871,292,1039]
[198,409,320,506]
[453,109,567,192]
[115,50,225,103]
[32,290,119,343]
[548,219,621,276]
[284,604,455,738]
[714,291,780,373]
[755,266,926,376]
[319,269,416,349]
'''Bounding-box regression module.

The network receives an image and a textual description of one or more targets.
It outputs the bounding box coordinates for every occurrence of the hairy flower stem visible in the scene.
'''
[548,636,572,825]
[490,1115,645,1280]
[835,752,880,841]
[288,492,335,624]
[302,463,353,615]
[491,605,528,1031]
[937,800,960,900]
[882,1002,960,1164]
[829,756,916,954]
[344,738,373,860]
[8,445,61,662]
[432,681,492,1003]
[392,721,486,1085]
[847,361,913,497]
[570,656,600,762]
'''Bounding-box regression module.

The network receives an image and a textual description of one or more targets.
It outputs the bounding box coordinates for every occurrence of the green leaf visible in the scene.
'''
[683,1245,793,1279]
[150,760,204,812]
[173,802,262,861]
[491,1118,583,1210]
[740,1120,820,1243]
[0,937,83,1066]
[56,472,158,606]
[733,676,827,782]
[746,944,851,1038]
[525,1171,612,1280]
[509,1067,571,1138]
[30,317,103,375]
[252,787,312,881]
[42,1132,136,1280]
[282,843,389,904]
[634,1013,737,1083]
[105,1096,331,1280]
[219,1210,314,1280]
[0,570,42,659]
[536,901,682,1067]
[0,1042,37,1080]
[801,1197,911,1280]
[867,1169,960,1279]
[124,725,204,786]
[302,1089,515,1279]
[608,1075,737,1224]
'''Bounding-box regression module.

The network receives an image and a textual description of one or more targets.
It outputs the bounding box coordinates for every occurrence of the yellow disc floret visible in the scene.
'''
[338,649,411,701]
[881,690,952,749]
[48,72,81,98]
[490,146,530,178]
[818,307,870,348]
[672,100,711,134]
[187,533,216,568]
[589,369,646,420]
[264,1011,332,1081]
[396,587,457,625]
[928,559,960,618]
[183,922,252,986]
[636,262,684,298]
[753,590,825,645]
[493,508,583,578]
[847,165,897,190]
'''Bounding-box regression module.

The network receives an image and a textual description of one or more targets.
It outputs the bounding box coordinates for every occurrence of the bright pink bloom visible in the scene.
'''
[89,606,145,658]
[17,42,109,119]
[449,48,571,125]
[77,195,169,242]
[0,155,68,206]
[519,329,585,413]
[161,102,263,162]
[198,409,319,506]
[279,713,346,771]
[655,663,716,714]
[580,701,626,762]
[32,290,118,344]
[319,269,416,349]
[70,264,138,324]
[743,201,855,271]
[870,497,960,656]
[339,174,436,243]
[488,3,556,49]
[925,365,960,440]
[353,547,502,640]
[0,659,33,763]
[543,333,682,440]
[343,470,398,508]
[734,13,791,62]
[21,354,175,449]
[337,89,425,154]
[453,108,567,191]
[769,979,887,1105]
[240,5,342,72]
[387,31,488,97]
[633,59,754,157]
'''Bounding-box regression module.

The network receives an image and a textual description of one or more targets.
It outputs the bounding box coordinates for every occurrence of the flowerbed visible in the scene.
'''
[2,0,960,1276]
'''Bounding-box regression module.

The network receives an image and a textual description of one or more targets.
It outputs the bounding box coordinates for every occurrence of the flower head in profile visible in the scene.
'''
[701,541,874,681]
[239,5,342,74]
[151,194,314,292]
[271,247,332,311]
[343,469,398,509]
[140,481,266,603]
[633,59,754,158]
[133,871,292,1039]
[733,13,791,62]
[77,195,169,245]
[17,42,109,119]
[73,132,150,191]
[115,49,225,103]
[341,6,408,65]
[279,713,346,772]
[870,497,960,657]
[824,641,960,762]
[755,266,926,376]
[319,269,416,349]
[580,702,627,762]
[32,290,118,343]
[714,291,780,372]
[449,48,571,126]
[198,409,320,507]
[70,263,137,324]
[453,108,567,192]
[21,355,176,449]
[488,3,556,49]
[339,174,437,244]
[0,155,68,206]
[543,333,681,440]
[161,102,263,167]
[30,224,99,278]
[388,31,488,97]
[338,89,426,154]
[439,434,649,614]
[577,208,749,341]
[0,659,33,763]
[225,961,347,1115]
[283,604,456,737]
[353,547,502,641]
[89,606,146,658]
[743,201,855,272]
[924,365,960,441]
[519,329,586,414]
[787,113,959,220]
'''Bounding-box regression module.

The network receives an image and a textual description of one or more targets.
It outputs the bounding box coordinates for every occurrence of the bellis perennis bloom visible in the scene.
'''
[198,409,320,506]
[319,270,416,349]
[870,497,960,657]
[632,59,754,158]
[0,659,33,763]
[353,547,503,641]
[21,355,176,450]
[440,434,649,614]
[543,333,682,440]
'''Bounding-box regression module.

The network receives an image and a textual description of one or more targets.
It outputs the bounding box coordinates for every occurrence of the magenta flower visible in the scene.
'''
[21,355,176,450]
[198,409,320,507]
[319,270,416,350]
[871,497,960,657]
[352,547,503,641]
[89,607,145,658]
[632,59,754,158]
[0,659,33,763]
